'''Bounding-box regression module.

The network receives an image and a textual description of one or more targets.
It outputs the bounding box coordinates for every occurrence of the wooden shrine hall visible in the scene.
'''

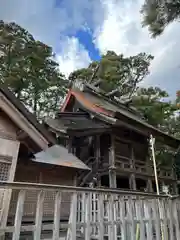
[45,81,180,194]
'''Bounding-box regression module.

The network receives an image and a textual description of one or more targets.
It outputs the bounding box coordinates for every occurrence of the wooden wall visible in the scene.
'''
[9,160,75,221]
[0,110,20,229]
[113,129,149,174]
[0,111,18,141]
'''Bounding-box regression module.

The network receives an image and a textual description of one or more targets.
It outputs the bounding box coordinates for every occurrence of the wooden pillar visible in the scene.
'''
[129,174,136,190]
[95,135,101,187]
[147,178,153,192]
[130,144,136,190]
[109,134,116,188]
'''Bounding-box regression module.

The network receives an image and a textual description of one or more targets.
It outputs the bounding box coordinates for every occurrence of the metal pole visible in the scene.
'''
[150,135,160,195]
[150,135,164,240]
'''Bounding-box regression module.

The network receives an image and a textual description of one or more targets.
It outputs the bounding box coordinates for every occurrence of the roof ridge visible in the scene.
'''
[84,83,141,117]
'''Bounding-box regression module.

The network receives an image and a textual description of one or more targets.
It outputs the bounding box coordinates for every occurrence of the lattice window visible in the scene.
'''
[0,162,10,181]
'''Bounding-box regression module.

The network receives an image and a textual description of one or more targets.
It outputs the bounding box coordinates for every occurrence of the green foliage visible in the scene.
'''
[134,87,180,168]
[133,87,178,126]
[141,0,180,37]
[0,20,67,119]
[70,51,153,98]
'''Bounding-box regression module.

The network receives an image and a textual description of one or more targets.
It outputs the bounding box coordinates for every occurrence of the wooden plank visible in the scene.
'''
[98,193,104,240]
[12,190,26,240]
[108,194,115,239]
[34,190,45,240]
[52,191,61,240]
[139,199,146,240]
[85,193,91,240]
[145,199,153,240]
[127,196,135,240]
[120,197,127,240]
[152,199,161,240]
[173,200,180,240]
[168,199,175,240]
[160,199,169,240]
[71,192,77,240]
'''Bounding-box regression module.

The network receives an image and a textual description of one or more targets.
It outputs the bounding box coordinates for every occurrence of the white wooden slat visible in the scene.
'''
[34,190,45,240]
[98,193,104,240]
[139,199,146,240]
[173,200,180,240]
[120,197,127,240]
[145,200,153,240]
[108,194,115,240]
[127,197,135,240]
[52,191,61,240]
[12,190,26,240]
[81,193,86,223]
[85,193,91,240]
[80,192,86,235]
[92,193,96,236]
[160,199,169,240]
[168,199,175,240]
[71,192,77,240]
[152,199,161,240]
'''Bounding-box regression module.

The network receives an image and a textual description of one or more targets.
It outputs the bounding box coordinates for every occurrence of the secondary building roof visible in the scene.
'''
[33,144,90,170]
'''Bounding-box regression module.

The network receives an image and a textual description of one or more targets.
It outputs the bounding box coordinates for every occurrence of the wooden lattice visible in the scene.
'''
[0,162,10,181]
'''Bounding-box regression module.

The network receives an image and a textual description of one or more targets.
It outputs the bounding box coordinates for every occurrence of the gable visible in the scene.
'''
[0,85,55,150]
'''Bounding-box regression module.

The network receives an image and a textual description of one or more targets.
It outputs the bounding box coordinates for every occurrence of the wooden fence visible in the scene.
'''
[0,181,180,239]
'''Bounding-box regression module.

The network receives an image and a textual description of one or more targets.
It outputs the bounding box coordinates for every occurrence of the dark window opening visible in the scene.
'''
[136,178,147,191]
[116,176,129,189]
[101,175,109,187]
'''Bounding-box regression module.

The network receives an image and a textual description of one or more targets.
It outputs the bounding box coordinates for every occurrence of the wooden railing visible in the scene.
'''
[0,181,180,239]
[115,156,175,178]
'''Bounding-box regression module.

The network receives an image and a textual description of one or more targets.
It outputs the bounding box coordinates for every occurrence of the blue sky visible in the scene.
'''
[0,0,180,97]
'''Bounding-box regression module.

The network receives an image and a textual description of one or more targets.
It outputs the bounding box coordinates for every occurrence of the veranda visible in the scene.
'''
[0,181,180,240]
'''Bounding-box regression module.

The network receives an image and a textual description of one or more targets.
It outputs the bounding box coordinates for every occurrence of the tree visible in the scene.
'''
[133,87,177,127]
[141,0,180,37]
[70,51,153,100]
[133,87,179,168]
[0,20,67,119]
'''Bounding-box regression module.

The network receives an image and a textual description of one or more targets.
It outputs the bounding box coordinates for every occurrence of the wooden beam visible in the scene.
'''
[16,130,28,140]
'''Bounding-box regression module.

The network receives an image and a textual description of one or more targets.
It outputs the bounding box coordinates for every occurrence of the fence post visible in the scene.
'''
[85,193,91,240]
[34,190,45,240]
[98,193,104,240]
[12,190,26,240]
[53,191,61,240]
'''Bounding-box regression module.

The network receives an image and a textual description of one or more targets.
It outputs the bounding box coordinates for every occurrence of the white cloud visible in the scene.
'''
[93,0,180,96]
[56,37,91,77]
